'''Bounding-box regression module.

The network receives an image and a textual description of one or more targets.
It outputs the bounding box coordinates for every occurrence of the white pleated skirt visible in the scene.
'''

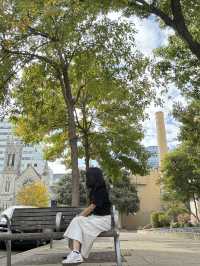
[63,214,111,258]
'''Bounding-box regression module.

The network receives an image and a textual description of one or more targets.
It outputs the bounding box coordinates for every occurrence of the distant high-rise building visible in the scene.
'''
[146,146,159,169]
[0,121,46,174]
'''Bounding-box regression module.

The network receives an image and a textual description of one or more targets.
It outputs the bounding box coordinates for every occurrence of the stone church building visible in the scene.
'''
[0,138,51,211]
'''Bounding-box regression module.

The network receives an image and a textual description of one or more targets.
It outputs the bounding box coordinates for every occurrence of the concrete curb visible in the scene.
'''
[137,228,200,240]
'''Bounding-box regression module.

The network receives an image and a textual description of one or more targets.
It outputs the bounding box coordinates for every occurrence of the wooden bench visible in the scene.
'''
[0,206,122,266]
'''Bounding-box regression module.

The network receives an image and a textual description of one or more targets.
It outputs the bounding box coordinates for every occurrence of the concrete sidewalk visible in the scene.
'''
[1,232,200,265]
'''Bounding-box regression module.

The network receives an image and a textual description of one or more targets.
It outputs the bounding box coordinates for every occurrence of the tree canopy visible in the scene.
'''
[16,180,49,207]
[10,10,153,180]
[0,0,152,205]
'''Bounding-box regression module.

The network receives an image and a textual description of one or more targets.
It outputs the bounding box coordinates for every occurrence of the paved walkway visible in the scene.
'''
[1,232,200,265]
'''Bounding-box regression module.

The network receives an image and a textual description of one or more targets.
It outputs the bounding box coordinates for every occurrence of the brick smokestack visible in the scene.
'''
[155,111,168,167]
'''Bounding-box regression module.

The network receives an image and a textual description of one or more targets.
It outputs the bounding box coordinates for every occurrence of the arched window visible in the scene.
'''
[5,178,11,193]
[11,154,15,166]
[7,154,11,166]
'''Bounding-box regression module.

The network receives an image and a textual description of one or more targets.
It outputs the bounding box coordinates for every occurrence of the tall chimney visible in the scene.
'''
[155,111,168,167]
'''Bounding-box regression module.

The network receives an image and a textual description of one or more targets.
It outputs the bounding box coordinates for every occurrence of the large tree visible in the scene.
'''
[11,19,152,180]
[0,1,148,205]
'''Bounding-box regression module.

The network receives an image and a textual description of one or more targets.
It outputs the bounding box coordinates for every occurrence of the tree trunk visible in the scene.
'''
[193,194,200,222]
[62,69,80,207]
[82,102,90,172]
[84,132,90,172]
[170,0,200,61]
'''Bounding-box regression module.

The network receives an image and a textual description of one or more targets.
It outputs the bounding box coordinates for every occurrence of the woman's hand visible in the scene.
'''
[79,204,96,217]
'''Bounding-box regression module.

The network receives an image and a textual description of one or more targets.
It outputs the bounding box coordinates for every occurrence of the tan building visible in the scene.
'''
[122,111,168,229]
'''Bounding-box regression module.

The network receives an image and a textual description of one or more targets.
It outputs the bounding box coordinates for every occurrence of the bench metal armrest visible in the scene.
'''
[111,206,119,234]
[0,214,12,233]
[56,212,63,232]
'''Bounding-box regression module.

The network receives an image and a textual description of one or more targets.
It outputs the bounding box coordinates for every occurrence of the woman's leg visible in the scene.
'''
[73,239,81,252]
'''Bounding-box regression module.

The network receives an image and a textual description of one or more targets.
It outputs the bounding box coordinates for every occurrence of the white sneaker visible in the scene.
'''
[62,251,83,264]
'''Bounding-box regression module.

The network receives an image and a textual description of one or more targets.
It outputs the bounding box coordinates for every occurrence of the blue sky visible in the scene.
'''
[49,16,184,173]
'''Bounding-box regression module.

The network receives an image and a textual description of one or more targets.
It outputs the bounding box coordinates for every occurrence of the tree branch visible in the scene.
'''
[2,46,59,69]
[170,0,200,60]
[131,0,200,60]
[74,83,86,105]
[28,27,59,42]
[74,108,84,130]
[132,0,174,27]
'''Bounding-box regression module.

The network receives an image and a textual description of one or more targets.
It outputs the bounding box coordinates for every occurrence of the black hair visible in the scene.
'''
[86,167,106,191]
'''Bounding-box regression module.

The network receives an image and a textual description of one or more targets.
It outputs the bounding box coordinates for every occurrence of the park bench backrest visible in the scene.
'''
[10,207,82,233]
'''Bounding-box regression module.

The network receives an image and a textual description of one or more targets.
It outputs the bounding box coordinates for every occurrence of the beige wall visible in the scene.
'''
[122,111,168,230]
[122,169,162,230]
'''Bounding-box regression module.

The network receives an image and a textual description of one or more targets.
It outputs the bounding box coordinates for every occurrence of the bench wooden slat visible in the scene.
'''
[12,208,81,213]
[0,232,64,241]
[12,217,73,226]
[13,211,79,217]
[0,230,116,241]
[10,208,79,232]
[13,217,57,222]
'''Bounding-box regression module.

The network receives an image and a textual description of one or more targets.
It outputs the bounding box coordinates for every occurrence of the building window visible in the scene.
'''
[22,157,31,160]
[34,163,37,167]
[7,154,11,166]
[11,154,15,166]
[5,178,10,193]
[23,179,33,186]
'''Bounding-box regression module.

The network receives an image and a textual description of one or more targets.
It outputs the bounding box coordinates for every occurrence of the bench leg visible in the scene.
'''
[114,234,122,266]
[50,238,53,249]
[5,240,12,266]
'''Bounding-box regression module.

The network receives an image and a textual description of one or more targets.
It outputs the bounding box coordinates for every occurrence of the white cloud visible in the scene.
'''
[133,16,169,56]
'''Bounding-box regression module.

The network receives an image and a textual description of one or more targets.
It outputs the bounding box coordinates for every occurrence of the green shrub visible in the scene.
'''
[158,213,170,227]
[151,212,160,228]
[151,211,170,227]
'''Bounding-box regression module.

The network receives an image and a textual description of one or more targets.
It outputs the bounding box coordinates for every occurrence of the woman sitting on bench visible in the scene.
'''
[62,167,111,264]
